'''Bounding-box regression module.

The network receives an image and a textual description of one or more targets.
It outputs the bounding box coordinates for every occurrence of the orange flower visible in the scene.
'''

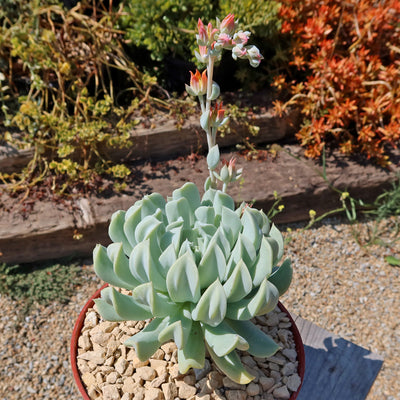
[185,70,207,96]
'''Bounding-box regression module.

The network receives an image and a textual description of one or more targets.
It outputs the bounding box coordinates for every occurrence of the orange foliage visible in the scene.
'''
[275,0,400,165]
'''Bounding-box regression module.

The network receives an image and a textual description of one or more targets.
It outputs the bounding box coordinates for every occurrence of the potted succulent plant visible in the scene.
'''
[71,14,305,400]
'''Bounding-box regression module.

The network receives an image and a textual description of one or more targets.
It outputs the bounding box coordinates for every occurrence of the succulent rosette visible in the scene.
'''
[93,182,292,384]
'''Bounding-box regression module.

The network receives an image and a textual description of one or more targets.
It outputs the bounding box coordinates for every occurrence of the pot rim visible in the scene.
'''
[71,284,305,399]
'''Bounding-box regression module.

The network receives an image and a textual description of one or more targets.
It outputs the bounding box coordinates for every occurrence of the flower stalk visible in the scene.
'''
[186,14,263,191]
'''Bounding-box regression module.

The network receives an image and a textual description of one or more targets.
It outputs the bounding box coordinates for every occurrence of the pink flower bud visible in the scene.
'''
[206,22,219,44]
[220,13,236,35]
[197,18,208,45]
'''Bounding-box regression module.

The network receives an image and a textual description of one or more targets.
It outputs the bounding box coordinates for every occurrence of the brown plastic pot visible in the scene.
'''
[71,284,305,399]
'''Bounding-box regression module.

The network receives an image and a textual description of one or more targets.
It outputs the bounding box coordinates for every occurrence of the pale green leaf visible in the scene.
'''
[206,344,254,384]
[158,243,177,276]
[177,322,205,373]
[111,286,153,320]
[191,279,226,327]
[207,144,220,170]
[268,223,284,263]
[172,182,201,213]
[213,191,235,214]
[223,259,253,302]
[201,188,217,204]
[195,206,216,225]
[241,208,262,251]
[250,237,274,287]
[158,309,192,349]
[93,244,132,289]
[129,240,167,291]
[110,243,140,288]
[202,321,248,357]
[226,278,279,320]
[124,317,168,361]
[221,206,242,248]
[108,210,133,255]
[94,287,124,321]
[166,251,200,303]
[135,214,163,244]
[165,197,192,228]
[198,242,226,288]
[226,319,279,357]
[268,258,292,296]
[210,227,232,260]
[227,233,257,279]
[123,204,141,247]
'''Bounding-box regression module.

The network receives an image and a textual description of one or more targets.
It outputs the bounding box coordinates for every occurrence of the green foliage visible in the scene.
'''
[119,0,281,70]
[93,182,292,383]
[0,262,82,312]
[0,0,161,194]
[120,0,216,61]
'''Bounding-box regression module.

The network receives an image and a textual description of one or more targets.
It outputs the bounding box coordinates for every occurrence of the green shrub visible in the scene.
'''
[119,0,281,89]
[0,0,160,194]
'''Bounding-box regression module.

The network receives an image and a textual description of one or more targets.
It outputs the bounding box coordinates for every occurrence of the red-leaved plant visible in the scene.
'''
[273,0,400,166]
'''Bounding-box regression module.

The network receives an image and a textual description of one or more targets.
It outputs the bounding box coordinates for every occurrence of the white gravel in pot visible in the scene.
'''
[76,305,302,400]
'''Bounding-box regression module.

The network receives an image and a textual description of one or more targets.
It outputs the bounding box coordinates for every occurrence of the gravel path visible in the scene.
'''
[0,216,399,400]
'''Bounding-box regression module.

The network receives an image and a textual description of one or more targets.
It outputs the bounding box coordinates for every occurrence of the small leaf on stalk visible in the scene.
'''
[200,110,210,131]
[207,144,220,170]
[208,81,220,100]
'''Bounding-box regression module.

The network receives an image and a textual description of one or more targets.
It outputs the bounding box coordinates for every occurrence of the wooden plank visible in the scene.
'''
[0,145,397,264]
[0,109,300,174]
[292,314,383,400]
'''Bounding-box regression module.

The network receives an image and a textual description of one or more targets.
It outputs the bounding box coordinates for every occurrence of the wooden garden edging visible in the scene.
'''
[0,143,397,265]
[0,109,300,174]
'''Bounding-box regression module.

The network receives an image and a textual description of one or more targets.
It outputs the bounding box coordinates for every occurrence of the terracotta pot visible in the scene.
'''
[71,284,305,399]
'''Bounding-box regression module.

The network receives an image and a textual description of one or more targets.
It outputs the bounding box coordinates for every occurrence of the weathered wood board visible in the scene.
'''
[0,109,300,174]
[0,144,397,264]
[293,315,384,400]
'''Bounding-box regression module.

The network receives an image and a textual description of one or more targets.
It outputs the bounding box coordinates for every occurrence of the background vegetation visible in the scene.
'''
[0,0,399,196]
